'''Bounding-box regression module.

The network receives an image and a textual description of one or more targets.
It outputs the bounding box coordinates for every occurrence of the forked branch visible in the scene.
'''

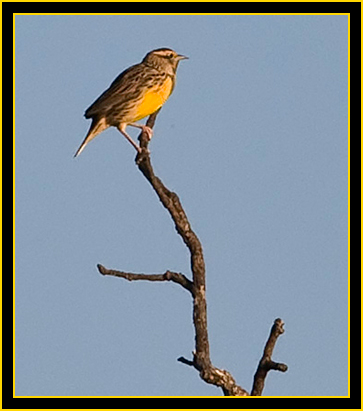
[251,318,288,396]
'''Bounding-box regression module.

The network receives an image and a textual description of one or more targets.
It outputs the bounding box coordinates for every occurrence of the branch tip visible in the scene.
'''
[97,264,106,275]
[177,356,195,367]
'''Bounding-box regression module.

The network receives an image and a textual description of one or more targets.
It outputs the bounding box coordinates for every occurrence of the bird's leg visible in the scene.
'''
[117,125,142,153]
[129,123,154,141]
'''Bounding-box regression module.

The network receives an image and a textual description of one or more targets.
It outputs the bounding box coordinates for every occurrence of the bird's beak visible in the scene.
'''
[177,54,189,61]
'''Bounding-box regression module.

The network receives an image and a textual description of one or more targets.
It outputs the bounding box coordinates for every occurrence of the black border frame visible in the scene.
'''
[8,2,359,409]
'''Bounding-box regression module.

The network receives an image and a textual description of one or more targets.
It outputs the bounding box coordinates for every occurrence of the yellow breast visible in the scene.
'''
[133,76,174,122]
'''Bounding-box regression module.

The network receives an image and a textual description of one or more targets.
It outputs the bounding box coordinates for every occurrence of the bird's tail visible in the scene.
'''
[74,117,108,157]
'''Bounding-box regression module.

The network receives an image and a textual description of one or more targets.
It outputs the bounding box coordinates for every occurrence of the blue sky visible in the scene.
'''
[15,14,348,397]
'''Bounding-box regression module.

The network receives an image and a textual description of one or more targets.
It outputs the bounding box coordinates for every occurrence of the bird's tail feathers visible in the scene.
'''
[74,118,108,157]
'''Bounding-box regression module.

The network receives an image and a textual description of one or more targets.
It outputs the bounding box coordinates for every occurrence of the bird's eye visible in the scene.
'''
[168,53,174,58]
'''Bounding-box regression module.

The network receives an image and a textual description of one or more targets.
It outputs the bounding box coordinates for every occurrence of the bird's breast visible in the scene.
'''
[133,75,174,122]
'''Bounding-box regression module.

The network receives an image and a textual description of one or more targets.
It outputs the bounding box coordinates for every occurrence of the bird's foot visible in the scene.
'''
[141,125,153,141]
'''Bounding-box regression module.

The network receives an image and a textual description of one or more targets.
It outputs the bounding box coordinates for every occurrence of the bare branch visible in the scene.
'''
[135,113,212,374]
[177,356,195,367]
[251,318,288,396]
[97,112,287,396]
[177,355,249,396]
[97,264,194,295]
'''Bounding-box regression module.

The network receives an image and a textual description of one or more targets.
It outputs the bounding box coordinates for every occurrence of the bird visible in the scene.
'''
[74,48,188,157]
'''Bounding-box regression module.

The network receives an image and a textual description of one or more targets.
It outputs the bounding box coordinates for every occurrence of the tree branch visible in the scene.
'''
[97,111,286,396]
[135,112,212,374]
[97,264,194,295]
[251,318,288,396]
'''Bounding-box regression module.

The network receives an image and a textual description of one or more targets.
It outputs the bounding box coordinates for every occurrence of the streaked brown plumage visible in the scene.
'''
[75,48,187,157]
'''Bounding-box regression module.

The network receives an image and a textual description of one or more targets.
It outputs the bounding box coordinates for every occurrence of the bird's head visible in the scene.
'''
[143,48,188,74]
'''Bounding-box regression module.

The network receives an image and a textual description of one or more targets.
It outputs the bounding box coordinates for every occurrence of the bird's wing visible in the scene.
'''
[84,64,154,118]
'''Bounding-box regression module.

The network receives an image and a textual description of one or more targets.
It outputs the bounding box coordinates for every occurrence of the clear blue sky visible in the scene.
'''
[15,14,348,397]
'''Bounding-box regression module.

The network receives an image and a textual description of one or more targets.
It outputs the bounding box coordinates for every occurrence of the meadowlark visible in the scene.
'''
[74,48,188,157]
